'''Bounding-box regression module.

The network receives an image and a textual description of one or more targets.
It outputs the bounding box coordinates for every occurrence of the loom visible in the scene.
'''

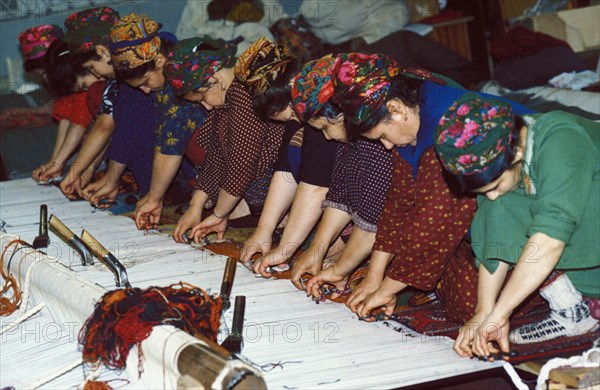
[0,179,528,389]
[0,233,265,389]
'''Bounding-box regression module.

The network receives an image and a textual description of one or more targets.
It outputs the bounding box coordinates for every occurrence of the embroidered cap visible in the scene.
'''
[331,52,399,126]
[290,54,338,122]
[64,7,119,53]
[164,36,237,96]
[434,92,515,176]
[19,24,64,70]
[108,13,164,71]
[234,36,295,97]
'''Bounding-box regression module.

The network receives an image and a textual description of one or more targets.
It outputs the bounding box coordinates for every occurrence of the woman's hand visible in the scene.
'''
[290,245,326,290]
[253,244,300,278]
[86,180,119,209]
[472,311,511,360]
[190,214,228,242]
[305,264,348,300]
[241,227,272,265]
[346,276,383,313]
[135,195,164,230]
[33,161,62,182]
[453,310,492,358]
[60,171,82,200]
[172,206,201,243]
[356,287,397,320]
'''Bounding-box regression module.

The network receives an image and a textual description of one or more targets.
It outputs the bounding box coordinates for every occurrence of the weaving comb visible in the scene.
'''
[80,229,131,288]
[32,204,50,249]
[221,295,246,354]
[48,214,94,266]
[219,257,237,311]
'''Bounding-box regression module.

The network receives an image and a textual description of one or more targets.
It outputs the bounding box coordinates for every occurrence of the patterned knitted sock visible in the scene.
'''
[509,301,599,343]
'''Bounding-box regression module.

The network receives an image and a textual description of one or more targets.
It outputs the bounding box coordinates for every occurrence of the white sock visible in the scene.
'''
[509,301,598,343]
[509,276,599,343]
[540,274,582,311]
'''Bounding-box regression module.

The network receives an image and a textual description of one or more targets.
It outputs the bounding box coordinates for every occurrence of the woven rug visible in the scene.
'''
[386,300,600,364]
[156,231,600,364]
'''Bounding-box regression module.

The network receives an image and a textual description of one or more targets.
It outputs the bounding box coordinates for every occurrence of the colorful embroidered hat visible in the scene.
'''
[290,54,338,122]
[64,7,119,53]
[234,36,295,97]
[331,52,399,126]
[164,36,237,96]
[108,13,164,71]
[19,24,64,70]
[434,92,515,176]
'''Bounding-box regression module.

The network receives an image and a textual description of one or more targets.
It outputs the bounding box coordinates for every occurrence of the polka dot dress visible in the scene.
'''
[193,79,285,206]
[323,138,393,232]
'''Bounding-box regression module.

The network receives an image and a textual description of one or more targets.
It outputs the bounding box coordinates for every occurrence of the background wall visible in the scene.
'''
[0,0,188,78]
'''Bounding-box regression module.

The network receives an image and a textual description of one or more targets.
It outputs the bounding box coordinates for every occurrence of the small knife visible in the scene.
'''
[80,229,131,288]
[48,214,94,266]
[219,257,237,311]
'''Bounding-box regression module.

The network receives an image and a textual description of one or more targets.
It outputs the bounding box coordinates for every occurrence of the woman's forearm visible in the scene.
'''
[476,262,509,314]
[50,119,70,160]
[255,172,298,232]
[277,182,328,250]
[213,189,242,218]
[363,250,395,282]
[492,232,565,318]
[69,114,114,174]
[308,206,352,252]
[53,123,87,166]
[146,152,183,202]
[332,228,376,276]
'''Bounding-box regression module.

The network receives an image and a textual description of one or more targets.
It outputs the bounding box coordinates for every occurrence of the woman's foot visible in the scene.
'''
[509,301,599,343]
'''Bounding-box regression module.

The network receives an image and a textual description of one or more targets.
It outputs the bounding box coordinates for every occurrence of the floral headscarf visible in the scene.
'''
[234,37,295,97]
[290,54,338,122]
[64,7,119,53]
[108,13,163,71]
[434,92,515,176]
[164,36,237,96]
[331,52,399,126]
[19,24,63,64]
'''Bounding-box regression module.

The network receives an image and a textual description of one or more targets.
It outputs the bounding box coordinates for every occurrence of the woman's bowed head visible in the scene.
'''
[435,94,521,197]
[163,36,237,109]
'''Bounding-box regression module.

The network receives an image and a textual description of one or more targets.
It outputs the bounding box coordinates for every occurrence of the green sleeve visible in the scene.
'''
[528,114,597,244]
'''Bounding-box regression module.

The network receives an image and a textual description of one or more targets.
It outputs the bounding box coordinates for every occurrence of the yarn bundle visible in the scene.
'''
[79,282,223,370]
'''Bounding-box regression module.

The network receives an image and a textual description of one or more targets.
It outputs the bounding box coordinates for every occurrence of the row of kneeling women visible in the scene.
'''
[20,7,599,360]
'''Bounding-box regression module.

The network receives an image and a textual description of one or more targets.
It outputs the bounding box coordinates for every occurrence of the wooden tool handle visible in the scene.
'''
[39,204,48,235]
[223,257,237,285]
[220,257,237,298]
[232,296,246,335]
[48,215,75,241]
[80,230,110,259]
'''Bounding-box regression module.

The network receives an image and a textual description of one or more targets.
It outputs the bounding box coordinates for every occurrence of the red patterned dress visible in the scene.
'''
[375,147,478,322]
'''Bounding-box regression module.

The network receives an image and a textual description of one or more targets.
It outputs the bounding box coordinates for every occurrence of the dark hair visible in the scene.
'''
[346,74,424,140]
[252,60,300,120]
[44,40,92,97]
[23,57,45,73]
[320,100,343,121]
[454,116,523,194]
[71,48,102,66]
[114,37,176,81]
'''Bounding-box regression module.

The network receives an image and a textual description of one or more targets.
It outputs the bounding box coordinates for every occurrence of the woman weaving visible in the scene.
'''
[235,38,339,275]
[433,94,599,358]
[165,37,286,243]
[309,57,536,324]
[286,53,396,292]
